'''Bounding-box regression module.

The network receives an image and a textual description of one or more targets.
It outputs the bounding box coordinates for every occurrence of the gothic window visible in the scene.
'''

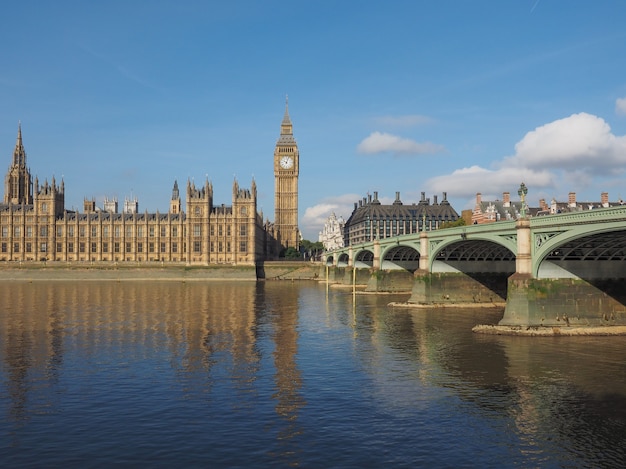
[149,242,155,253]
[160,243,166,253]
[193,241,201,253]
[114,242,120,253]
[26,242,32,253]
[149,226,155,237]
[103,243,108,253]
[172,226,178,237]
[79,242,85,253]
[14,227,20,237]
[13,242,19,253]
[227,226,231,237]
[115,226,121,238]
[195,206,201,216]
[194,224,201,236]
[40,226,47,237]
[1,227,7,238]
[40,242,47,253]
[68,242,74,253]
[103,226,109,237]
[91,226,97,237]
[57,226,63,237]
[172,243,178,253]
[137,242,143,253]
[160,226,166,237]
[240,225,247,236]
[91,242,97,253]
[239,241,247,252]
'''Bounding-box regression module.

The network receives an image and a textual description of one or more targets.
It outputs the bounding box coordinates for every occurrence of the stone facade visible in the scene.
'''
[1,109,296,264]
[319,212,345,251]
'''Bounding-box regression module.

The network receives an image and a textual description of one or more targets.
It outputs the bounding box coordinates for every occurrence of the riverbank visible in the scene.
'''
[0,261,322,281]
[472,324,626,336]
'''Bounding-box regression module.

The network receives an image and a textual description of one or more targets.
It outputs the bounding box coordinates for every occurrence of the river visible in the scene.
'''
[1,280,625,468]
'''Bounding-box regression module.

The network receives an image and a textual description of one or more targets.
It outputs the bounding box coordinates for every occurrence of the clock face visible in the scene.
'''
[279,156,294,169]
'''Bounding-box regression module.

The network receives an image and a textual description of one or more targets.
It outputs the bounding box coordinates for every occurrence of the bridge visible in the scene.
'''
[323,206,626,328]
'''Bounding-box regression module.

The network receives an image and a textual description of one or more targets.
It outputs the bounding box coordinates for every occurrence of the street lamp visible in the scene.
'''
[518,182,528,219]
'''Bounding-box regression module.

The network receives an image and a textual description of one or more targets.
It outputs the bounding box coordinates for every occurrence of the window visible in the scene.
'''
[103,243,108,253]
[115,226,121,238]
[193,241,201,253]
[194,224,201,236]
[218,241,223,252]
[103,226,109,237]
[40,226,47,237]
[160,226,166,237]
[240,225,247,236]
[137,226,143,237]
[26,242,32,253]
[26,226,32,238]
[210,226,214,236]
[172,242,178,253]
[40,242,47,253]
[114,242,120,253]
[210,242,214,252]
[14,227,20,237]
[80,226,86,237]
[226,226,231,237]
[137,242,143,253]
[13,242,19,253]
[227,241,231,252]
[126,226,133,237]
[126,242,131,253]
[149,226,155,237]
[195,206,201,216]
[241,207,247,215]
[57,226,63,237]
[149,242,155,253]
[91,242,97,253]
[41,203,47,213]
[68,226,74,236]
[1,227,7,238]
[172,226,178,237]
[1,243,6,253]
[79,242,85,253]
[68,242,74,253]
[160,242,166,253]
[239,241,247,253]
[218,226,223,236]
[56,242,62,252]
[91,226,97,237]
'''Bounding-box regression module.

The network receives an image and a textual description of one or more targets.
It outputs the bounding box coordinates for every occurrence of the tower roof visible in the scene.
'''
[277,96,297,146]
[13,122,26,166]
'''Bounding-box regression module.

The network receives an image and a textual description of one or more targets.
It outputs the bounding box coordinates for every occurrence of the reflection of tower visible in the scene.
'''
[264,282,304,462]
[273,98,300,251]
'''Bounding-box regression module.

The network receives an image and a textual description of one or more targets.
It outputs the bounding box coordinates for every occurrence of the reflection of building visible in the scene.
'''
[344,191,459,246]
[319,212,345,251]
[1,105,298,264]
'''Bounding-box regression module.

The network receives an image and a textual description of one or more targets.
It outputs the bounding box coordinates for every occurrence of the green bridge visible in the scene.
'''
[323,206,626,329]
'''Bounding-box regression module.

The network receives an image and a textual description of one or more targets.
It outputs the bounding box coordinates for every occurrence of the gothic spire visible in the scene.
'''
[13,121,26,166]
[282,95,291,127]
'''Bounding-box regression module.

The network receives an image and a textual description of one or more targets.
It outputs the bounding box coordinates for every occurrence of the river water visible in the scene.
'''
[1,280,625,468]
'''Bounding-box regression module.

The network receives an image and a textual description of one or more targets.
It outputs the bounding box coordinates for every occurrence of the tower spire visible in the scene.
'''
[13,121,26,166]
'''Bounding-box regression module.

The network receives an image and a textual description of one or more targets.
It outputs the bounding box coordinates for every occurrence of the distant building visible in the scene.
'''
[472,190,624,224]
[343,191,459,246]
[0,103,299,264]
[319,212,345,251]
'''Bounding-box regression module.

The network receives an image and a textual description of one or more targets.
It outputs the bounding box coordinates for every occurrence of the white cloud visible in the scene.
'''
[357,131,445,156]
[300,194,360,240]
[616,97,626,116]
[425,112,626,199]
[503,112,626,172]
[374,115,434,127]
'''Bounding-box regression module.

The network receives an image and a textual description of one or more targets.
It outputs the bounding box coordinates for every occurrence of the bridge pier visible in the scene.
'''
[407,270,507,305]
[500,274,626,327]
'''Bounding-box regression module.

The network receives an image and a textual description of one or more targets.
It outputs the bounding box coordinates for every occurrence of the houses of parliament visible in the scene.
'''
[0,103,300,264]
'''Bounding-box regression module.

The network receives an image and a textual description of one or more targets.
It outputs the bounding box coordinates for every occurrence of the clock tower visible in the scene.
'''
[274,98,300,251]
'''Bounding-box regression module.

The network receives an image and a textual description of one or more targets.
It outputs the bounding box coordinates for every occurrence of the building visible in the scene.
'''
[472,190,624,224]
[343,191,459,246]
[0,105,299,264]
[273,98,300,251]
[319,212,345,251]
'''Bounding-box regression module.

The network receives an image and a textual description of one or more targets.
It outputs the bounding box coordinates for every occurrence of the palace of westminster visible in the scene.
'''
[0,103,301,264]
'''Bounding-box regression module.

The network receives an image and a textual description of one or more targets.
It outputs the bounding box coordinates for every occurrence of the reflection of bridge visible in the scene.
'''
[324,206,626,328]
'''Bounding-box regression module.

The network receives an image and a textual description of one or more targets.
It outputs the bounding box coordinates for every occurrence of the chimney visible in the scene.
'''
[503,192,510,207]
[539,198,548,211]
[601,192,609,207]
[568,192,576,208]
[433,195,438,205]
[373,191,378,201]
[476,193,482,205]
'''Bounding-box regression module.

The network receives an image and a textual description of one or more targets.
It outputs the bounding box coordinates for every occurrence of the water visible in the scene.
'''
[1,280,625,468]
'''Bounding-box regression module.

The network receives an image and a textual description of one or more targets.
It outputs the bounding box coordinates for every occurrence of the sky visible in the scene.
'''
[1,1,626,240]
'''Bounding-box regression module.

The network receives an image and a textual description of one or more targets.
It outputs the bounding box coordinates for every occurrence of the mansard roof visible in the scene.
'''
[346,191,459,226]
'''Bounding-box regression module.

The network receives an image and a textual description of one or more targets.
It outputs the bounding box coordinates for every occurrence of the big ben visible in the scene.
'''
[274,98,300,251]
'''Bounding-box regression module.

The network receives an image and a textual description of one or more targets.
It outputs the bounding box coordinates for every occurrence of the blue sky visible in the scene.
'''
[2,1,626,240]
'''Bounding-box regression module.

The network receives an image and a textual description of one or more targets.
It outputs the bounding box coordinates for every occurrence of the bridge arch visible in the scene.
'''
[428,236,517,274]
[380,244,420,272]
[534,224,626,279]
[354,249,374,268]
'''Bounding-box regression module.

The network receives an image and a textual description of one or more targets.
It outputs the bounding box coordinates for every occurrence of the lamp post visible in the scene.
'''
[518,182,528,219]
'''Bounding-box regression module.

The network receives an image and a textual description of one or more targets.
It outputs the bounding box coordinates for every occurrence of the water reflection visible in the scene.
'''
[1,281,625,467]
